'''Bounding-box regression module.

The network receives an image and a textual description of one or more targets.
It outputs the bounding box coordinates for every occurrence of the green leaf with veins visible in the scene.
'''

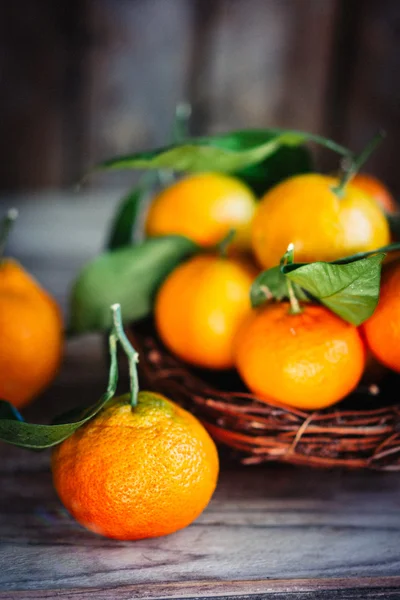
[284,253,385,325]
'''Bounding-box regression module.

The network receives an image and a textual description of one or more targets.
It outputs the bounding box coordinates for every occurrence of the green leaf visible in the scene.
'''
[91,129,350,176]
[0,392,114,450]
[107,175,157,250]
[236,145,313,196]
[285,254,385,325]
[250,265,309,307]
[0,334,119,449]
[70,235,198,333]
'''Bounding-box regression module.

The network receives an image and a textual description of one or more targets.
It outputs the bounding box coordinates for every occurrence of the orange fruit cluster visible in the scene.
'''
[146,169,398,412]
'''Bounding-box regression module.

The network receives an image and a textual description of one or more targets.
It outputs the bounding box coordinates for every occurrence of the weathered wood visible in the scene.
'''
[191,0,337,135]
[332,0,400,196]
[0,1,90,190]
[83,0,194,187]
[1,0,399,196]
[1,577,400,599]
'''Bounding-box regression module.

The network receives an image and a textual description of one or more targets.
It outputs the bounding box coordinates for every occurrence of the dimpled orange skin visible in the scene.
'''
[0,259,63,408]
[235,302,365,411]
[352,173,397,214]
[51,393,219,540]
[361,261,400,373]
[155,255,257,369]
[145,173,257,250]
[252,173,390,269]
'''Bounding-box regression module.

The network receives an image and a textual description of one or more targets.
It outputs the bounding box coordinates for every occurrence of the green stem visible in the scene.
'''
[172,101,192,143]
[0,209,18,262]
[332,131,385,198]
[218,228,236,258]
[282,243,302,315]
[286,279,302,315]
[111,303,139,408]
[106,332,119,397]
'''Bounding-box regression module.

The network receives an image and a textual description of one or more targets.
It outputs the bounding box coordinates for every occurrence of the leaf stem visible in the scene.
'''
[0,208,18,262]
[111,303,139,408]
[332,131,385,198]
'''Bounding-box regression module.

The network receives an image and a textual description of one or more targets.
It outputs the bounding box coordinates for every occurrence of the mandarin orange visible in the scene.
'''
[146,173,257,250]
[0,259,63,408]
[352,173,397,214]
[361,261,400,372]
[251,173,390,269]
[235,302,365,410]
[155,254,256,369]
[52,392,219,540]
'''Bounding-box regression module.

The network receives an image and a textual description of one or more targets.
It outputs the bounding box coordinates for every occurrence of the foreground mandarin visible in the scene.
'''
[146,173,257,250]
[52,392,218,540]
[235,302,365,410]
[251,173,390,269]
[155,254,257,369]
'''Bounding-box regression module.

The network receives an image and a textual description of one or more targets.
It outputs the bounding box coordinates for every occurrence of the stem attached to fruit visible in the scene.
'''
[332,131,385,198]
[218,228,236,258]
[282,243,302,315]
[0,209,18,263]
[111,303,139,408]
[107,331,119,397]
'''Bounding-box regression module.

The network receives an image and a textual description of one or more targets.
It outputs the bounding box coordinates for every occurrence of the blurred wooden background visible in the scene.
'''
[0,0,399,194]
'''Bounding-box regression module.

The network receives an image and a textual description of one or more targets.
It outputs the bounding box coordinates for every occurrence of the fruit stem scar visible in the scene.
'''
[0,208,18,263]
[332,131,385,198]
[111,303,139,408]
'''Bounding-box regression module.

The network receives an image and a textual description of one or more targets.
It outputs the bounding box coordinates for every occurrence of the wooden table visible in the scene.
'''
[1,193,400,599]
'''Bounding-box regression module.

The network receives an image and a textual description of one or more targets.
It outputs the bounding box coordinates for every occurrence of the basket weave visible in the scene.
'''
[130,323,400,471]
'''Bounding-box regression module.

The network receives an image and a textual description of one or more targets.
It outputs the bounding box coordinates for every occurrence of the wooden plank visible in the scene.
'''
[195,0,338,134]
[1,577,400,599]
[0,1,87,190]
[83,0,194,187]
[334,0,400,195]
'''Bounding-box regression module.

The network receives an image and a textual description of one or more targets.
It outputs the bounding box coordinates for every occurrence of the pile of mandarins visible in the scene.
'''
[147,171,399,411]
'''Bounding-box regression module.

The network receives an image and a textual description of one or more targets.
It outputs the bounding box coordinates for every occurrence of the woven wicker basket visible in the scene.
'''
[130,321,400,471]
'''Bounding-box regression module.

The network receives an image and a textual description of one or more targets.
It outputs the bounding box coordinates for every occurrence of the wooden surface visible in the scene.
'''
[1,0,400,194]
[1,193,400,599]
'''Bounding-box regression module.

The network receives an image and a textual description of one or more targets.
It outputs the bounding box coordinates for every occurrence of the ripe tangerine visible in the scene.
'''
[235,302,365,410]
